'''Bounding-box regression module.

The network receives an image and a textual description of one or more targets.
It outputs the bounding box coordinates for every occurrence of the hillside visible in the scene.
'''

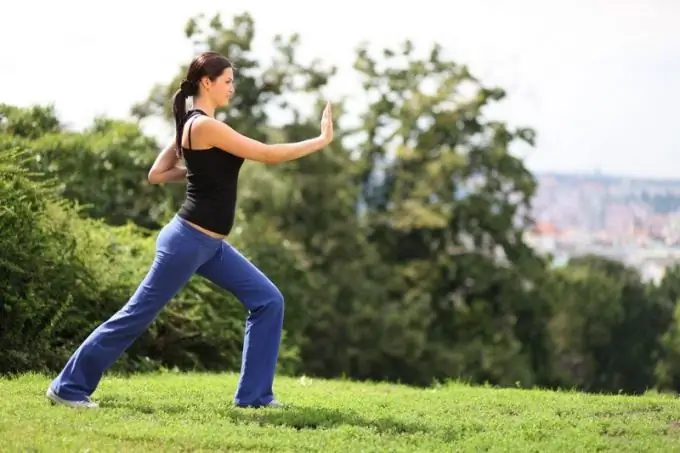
[2,372,679,452]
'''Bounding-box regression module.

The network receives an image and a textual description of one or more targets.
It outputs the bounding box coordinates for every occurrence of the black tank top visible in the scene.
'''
[176,109,245,236]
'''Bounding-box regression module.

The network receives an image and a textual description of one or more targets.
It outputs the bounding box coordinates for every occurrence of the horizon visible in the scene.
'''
[534,170,680,184]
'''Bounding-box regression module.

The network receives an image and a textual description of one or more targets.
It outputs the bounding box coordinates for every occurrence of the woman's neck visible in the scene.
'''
[192,97,216,117]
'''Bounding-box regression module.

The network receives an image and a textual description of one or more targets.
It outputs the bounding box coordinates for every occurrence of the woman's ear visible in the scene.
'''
[200,76,211,92]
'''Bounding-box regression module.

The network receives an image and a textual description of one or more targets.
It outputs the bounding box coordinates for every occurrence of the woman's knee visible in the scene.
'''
[264,283,284,311]
[249,278,284,314]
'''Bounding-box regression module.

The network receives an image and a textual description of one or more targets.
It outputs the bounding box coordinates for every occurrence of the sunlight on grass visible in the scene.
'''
[1,372,680,452]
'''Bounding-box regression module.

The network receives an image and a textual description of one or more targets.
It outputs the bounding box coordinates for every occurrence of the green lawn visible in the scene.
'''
[1,372,679,452]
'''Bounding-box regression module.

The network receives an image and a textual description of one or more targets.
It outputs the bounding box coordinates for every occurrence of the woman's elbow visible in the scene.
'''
[147,170,162,184]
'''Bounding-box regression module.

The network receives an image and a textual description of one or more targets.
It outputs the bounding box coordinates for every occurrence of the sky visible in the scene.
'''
[1,0,679,179]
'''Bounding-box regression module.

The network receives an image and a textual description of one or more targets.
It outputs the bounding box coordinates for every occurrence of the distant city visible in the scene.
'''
[525,172,680,282]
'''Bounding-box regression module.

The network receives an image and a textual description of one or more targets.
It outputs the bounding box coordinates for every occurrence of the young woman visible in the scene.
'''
[46,51,334,409]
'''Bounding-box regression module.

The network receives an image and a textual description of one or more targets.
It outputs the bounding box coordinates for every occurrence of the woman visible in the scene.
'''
[46,51,334,409]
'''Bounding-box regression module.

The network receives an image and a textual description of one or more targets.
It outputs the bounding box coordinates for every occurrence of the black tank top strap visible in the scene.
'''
[184,109,206,151]
[186,115,199,150]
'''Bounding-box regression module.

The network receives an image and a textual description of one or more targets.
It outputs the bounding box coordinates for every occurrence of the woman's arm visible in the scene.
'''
[197,102,334,165]
[148,143,187,184]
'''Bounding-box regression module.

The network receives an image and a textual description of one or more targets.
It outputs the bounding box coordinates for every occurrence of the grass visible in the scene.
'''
[1,372,680,452]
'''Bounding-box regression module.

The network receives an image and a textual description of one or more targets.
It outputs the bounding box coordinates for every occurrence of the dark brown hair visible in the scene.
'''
[172,51,233,156]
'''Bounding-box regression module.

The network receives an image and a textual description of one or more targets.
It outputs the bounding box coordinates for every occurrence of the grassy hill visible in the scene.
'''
[2,372,680,452]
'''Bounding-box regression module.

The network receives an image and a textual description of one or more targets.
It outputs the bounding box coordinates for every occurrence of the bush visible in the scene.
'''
[0,147,301,376]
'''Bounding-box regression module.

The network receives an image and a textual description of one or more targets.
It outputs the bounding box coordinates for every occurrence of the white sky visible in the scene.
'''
[1,0,679,178]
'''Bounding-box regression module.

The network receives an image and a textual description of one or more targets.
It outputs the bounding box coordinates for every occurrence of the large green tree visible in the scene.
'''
[129,13,555,387]
[130,12,392,380]
[349,40,551,386]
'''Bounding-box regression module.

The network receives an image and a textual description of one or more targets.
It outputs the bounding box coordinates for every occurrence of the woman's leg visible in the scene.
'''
[196,242,285,407]
[48,217,219,403]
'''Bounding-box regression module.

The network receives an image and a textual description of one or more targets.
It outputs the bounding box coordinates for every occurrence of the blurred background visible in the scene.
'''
[2,0,680,395]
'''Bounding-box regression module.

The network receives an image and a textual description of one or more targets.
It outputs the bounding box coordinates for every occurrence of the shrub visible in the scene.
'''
[0,147,301,376]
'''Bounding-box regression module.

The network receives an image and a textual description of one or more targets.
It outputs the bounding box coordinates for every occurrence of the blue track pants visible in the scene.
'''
[49,215,284,406]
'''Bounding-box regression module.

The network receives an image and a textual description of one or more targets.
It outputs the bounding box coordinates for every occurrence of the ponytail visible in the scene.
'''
[172,89,187,158]
[172,80,198,158]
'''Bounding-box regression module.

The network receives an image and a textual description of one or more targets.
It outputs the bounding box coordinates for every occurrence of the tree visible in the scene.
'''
[129,12,396,380]
[651,264,680,392]
[0,104,182,230]
[350,40,550,386]
[548,255,670,394]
